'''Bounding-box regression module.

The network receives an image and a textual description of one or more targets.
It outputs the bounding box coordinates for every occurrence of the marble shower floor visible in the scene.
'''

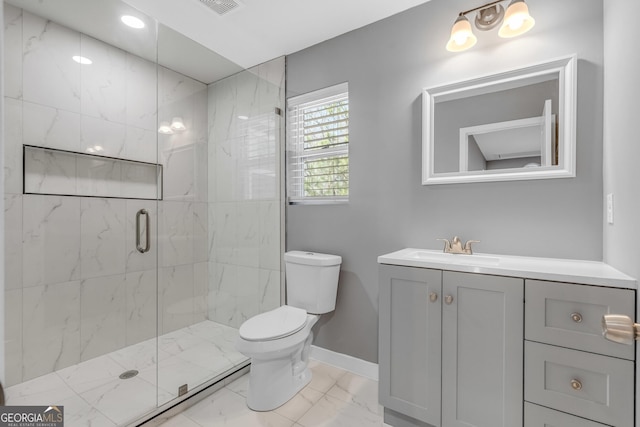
[154,360,392,427]
[5,320,248,427]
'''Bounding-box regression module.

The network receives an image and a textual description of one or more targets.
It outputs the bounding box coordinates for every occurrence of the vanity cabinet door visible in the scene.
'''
[441,271,524,427]
[379,265,442,426]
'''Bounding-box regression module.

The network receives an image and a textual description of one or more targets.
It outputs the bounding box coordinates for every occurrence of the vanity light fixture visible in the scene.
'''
[121,15,145,29]
[158,121,174,135]
[446,0,535,52]
[170,117,186,131]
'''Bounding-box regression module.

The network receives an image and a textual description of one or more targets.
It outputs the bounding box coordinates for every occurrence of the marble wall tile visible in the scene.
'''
[259,269,281,313]
[22,195,81,287]
[24,147,77,195]
[124,126,157,164]
[208,262,236,327]
[193,262,209,323]
[193,202,208,263]
[4,194,23,291]
[125,269,157,345]
[214,137,239,202]
[4,4,23,100]
[158,66,206,108]
[22,11,81,113]
[120,161,159,199]
[125,200,158,273]
[212,202,237,265]
[22,281,81,381]
[259,201,282,271]
[236,71,259,121]
[126,54,157,131]
[236,266,260,326]
[80,198,126,279]
[4,97,23,194]
[81,115,126,158]
[75,156,122,198]
[237,202,260,267]
[5,289,23,386]
[80,34,127,124]
[159,265,195,334]
[161,142,197,200]
[208,76,236,143]
[23,101,81,152]
[159,201,194,267]
[80,274,127,361]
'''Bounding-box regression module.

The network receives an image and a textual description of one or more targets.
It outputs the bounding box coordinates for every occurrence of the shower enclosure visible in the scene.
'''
[2,0,284,424]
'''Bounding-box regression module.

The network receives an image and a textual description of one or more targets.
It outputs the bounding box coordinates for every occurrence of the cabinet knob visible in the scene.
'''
[570,379,582,391]
[444,295,454,305]
[429,292,438,303]
[570,312,583,323]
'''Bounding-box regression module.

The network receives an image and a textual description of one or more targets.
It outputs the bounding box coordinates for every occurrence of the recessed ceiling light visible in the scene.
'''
[72,55,92,65]
[121,15,145,29]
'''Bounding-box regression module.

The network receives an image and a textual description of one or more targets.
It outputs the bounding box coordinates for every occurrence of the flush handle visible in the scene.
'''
[429,292,438,303]
[444,295,454,305]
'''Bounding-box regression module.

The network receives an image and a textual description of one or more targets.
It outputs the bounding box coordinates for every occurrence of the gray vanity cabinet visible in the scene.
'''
[379,265,443,426]
[379,266,524,427]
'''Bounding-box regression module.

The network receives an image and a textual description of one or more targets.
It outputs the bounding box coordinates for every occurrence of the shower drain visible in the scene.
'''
[119,370,139,380]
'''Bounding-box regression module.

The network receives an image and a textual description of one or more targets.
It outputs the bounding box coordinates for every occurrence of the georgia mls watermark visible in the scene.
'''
[0,406,64,427]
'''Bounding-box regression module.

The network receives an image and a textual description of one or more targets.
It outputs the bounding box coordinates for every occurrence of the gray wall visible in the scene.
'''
[603,0,640,281]
[286,0,605,363]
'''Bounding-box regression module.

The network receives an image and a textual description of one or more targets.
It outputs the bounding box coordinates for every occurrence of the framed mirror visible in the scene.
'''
[422,55,576,185]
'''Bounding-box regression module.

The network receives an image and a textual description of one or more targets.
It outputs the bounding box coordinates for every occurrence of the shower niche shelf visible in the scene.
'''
[23,145,163,200]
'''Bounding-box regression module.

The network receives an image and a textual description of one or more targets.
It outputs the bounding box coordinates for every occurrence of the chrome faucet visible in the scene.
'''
[437,236,480,255]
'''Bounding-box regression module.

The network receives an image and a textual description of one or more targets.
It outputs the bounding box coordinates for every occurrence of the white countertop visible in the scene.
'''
[378,248,637,289]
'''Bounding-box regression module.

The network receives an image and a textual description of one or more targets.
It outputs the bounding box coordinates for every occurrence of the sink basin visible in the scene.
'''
[403,250,501,266]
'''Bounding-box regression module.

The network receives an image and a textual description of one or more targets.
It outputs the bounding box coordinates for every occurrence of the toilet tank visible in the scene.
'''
[284,251,342,314]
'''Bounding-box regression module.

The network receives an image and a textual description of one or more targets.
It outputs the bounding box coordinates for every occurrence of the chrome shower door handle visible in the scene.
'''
[136,208,150,253]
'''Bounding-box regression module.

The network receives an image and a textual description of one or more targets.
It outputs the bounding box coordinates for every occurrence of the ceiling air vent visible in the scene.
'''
[199,0,241,16]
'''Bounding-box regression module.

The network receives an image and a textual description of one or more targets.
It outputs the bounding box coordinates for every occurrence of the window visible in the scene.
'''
[287,82,349,204]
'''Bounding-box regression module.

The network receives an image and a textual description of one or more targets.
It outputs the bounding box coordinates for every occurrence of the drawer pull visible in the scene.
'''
[429,292,438,303]
[570,379,583,390]
[444,295,454,305]
[570,312,583,323]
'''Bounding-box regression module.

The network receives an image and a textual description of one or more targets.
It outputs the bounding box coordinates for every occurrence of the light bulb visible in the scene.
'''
[499,0,535,38]
[446,15,477,52]
[508,15,525,30]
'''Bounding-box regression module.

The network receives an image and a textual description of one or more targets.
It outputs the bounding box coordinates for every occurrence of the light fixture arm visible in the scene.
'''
[458,0,506,18]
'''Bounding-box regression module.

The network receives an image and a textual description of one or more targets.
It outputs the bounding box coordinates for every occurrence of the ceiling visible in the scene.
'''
[7,0,432,83]
[123,0,433,69]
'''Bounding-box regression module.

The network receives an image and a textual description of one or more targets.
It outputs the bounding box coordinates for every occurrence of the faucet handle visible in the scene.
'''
[463,240,480,254]
[436,238,451,253]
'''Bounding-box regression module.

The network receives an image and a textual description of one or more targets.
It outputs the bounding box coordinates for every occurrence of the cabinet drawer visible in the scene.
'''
[525,341,634,427]
[525,280,635,360]
[525,402,608,427]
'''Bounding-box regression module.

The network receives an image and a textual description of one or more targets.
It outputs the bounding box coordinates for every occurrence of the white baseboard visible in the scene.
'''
[310,345,378,381]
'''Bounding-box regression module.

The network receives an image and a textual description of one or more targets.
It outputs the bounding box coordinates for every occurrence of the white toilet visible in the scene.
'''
[236,250,341,411]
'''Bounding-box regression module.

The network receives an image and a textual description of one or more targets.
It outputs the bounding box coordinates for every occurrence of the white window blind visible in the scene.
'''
[287,83,349,204]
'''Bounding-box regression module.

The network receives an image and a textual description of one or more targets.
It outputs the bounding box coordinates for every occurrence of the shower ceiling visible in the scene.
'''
[5,0,243,84]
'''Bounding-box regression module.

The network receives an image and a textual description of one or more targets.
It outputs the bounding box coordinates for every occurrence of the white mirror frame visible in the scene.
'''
[422,55,577,185]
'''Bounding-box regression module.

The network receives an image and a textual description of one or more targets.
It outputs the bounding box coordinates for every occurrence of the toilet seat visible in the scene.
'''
[239,305,308,341]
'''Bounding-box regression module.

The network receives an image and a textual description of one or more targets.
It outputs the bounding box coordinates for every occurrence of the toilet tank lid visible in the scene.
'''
[285,251,342,266]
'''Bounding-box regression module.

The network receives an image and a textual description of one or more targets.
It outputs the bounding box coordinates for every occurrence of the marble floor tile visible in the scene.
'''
[157,413,202,427]
[79,377,161,425]
[274,385,324,422]
[57,393,117,427]
[182,388,294,427]
[5,372,76,406]
[297,394,384,427]
[326,372,381,415]
[56,354,131,394]
[225,375,249,398]
[306,360,348,393]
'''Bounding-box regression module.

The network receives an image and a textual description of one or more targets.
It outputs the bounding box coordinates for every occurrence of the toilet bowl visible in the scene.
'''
[236,305,319,411]
[235,251,341,411]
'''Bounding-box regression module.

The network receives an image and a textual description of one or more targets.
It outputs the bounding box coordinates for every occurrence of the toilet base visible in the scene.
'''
[247,361,312,411]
